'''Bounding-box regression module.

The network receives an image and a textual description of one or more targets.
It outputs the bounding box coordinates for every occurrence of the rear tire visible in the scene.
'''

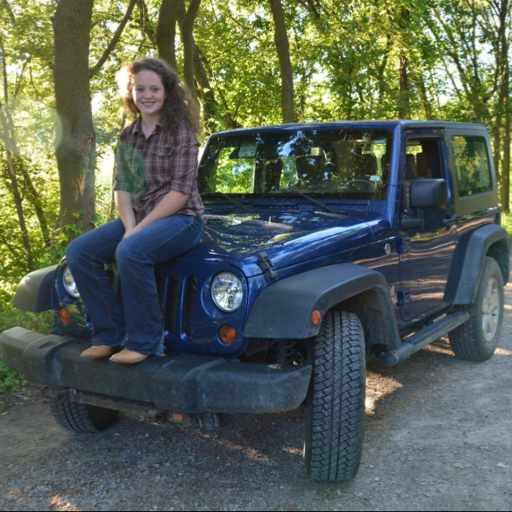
[304,310,366,482]
[50,399,119,433]
[449,257,504,362]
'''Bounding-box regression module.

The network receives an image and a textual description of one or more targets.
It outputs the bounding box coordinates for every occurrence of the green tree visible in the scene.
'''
[268,0,295,122]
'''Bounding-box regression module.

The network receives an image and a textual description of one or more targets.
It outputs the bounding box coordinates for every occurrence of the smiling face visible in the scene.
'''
[132,69,167,121]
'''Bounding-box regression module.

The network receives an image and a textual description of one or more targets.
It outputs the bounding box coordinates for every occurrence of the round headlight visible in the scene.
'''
[63,266,80,298]
[211,272,243,312]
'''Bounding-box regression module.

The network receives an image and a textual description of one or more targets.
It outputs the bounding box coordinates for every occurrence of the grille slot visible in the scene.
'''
[166,275,180,334]
[183,277,197,337]
[156,273,164,315]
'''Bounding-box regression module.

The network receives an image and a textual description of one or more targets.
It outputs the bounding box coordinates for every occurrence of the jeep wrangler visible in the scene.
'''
[1,121,509,482]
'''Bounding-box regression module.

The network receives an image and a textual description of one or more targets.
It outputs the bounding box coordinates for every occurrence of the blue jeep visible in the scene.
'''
[1,121,509,482]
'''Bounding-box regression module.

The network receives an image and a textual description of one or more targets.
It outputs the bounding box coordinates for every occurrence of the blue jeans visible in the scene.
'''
[66,215,204,355]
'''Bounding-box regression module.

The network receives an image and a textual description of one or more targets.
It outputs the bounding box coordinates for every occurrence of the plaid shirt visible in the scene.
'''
[113,118,204,224]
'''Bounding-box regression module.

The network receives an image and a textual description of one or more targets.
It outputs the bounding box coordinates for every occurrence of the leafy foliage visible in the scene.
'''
[0,360,27,394]
[501,213,512,237]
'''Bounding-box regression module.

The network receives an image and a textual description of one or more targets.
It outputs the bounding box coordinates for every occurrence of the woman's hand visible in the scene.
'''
[116,191,137,239]
[122,224,142,240]
[137,191,189,228]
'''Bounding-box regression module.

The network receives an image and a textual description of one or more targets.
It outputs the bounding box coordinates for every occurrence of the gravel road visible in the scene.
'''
[1,284,511,511]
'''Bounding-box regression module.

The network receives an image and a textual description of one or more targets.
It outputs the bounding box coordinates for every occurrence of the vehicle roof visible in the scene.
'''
[211,120,488,138]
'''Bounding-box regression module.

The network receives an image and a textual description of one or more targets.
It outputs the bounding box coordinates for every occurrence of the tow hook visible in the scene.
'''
[43,387,69,404]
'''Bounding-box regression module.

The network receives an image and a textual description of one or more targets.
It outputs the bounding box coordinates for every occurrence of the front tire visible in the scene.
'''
[449,257,504,362]
[304,311,366,482]
[50,399,119,433]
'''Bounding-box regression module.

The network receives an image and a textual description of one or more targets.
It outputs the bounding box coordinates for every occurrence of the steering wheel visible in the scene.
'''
[286,179,305,189]
[341,179,374,192]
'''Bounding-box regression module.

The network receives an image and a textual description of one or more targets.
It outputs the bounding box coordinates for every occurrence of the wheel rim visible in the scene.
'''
[482,276,500,343]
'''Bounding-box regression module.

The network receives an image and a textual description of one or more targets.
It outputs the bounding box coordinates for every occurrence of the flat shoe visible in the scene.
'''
[81,345,116,359]
[110,349,149,364]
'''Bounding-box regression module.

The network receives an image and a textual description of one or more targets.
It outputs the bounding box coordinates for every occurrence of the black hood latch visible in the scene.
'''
[257,252,278,281]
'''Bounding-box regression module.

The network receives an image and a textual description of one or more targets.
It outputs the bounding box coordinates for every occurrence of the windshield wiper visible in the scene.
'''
[203,192,250,211]
[282,192,338,215]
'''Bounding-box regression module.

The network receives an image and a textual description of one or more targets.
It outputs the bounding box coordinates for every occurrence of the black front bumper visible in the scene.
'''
[0,327,312,414]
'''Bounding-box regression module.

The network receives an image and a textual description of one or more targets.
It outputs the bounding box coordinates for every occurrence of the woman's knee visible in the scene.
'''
[66,220,124,268]
[115,238,148,271]
[114,239,133,268]
[66,236,87,267]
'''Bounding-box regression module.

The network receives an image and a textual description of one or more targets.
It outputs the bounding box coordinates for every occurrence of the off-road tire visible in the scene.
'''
[304,310,366,482]
[449,257,504,362]
[50,399,119,433]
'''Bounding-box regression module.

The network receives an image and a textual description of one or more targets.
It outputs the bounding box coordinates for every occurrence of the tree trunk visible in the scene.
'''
[157,0,241,132]
[501,63,510,212]
[417,75,433,120]
[180,2,237,132]
[90,0,138,78]
[180,0,201,108]
[193,45,243,132]
[498,0,510,211]
[0,36,32,265]
[268,0,295,123]
[193,47,219,132]
[493,118,502,185]
[52,0,96,237]
[377,36,391,103]
[3,149,33,268]
[398,53,410,119]
[0,110,33,266]
[1,35,49,248]
[156,0,180,70]
[503,111,510,213]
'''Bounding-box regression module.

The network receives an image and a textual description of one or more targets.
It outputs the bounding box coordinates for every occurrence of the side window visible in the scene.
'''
[406,138,445,180]
[452,136,492,196]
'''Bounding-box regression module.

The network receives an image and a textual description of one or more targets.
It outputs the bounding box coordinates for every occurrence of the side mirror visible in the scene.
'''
[410,179,448,209]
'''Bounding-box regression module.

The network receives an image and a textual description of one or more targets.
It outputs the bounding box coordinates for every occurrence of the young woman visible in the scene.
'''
[66,58,204,364]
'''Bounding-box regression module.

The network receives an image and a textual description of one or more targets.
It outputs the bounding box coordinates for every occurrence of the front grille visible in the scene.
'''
[184,277,197,337]
[165,274,197,337]
[166,275,180,334]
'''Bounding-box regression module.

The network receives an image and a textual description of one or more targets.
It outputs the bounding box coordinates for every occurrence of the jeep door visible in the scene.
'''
[398,129,458,322]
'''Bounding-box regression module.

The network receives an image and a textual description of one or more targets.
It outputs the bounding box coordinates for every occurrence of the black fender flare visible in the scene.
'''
[244,263,400,347]
[445,224,511,305]
[13,265,58,313]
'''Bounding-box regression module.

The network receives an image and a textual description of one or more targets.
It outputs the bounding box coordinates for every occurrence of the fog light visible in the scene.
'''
[58,307,71,326]
[219,325,237,345]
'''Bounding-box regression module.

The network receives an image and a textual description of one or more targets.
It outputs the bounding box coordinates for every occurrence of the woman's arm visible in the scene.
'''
[121,124,198,238]
[115,191,137,238]
[125,190,190,237]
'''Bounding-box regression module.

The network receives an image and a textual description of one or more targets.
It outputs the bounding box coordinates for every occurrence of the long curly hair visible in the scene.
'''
[117,57,200,135]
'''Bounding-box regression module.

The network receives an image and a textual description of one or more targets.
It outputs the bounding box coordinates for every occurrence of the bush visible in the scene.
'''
[0,360,27,394]
[501,212,512,237]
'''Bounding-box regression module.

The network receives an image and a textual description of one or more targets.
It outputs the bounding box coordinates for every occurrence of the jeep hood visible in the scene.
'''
[178,209,391,277]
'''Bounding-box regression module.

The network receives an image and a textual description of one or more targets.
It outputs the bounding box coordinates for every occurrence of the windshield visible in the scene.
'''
[198,129,393,200]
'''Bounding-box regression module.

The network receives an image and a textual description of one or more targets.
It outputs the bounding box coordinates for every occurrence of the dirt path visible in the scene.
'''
[1,285,511,511]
